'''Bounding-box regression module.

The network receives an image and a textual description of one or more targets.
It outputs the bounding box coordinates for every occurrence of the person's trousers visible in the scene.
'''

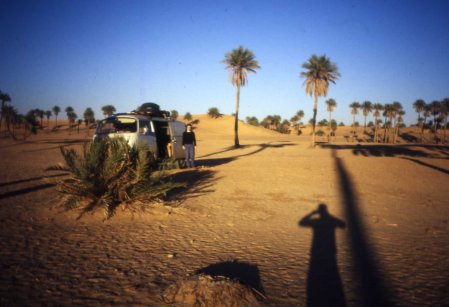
[184,144,195,168]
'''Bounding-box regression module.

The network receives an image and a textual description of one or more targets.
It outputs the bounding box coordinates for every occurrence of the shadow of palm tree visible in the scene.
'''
[332,149,393,306]
[321,144,449,159]
[165,169,218,201]
[195,260,264,295]
[299,204,346,307]
[0,183,56,200]
[0,173,67,187]
[197,142,296,167]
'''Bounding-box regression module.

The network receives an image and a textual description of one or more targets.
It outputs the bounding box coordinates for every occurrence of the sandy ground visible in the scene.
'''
[0,116,448,306]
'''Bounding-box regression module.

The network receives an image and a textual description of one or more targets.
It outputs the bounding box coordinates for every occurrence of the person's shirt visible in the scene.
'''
[182,131,196,146]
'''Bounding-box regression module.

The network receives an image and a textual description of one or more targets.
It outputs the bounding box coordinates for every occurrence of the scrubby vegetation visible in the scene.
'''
[48,137,183,219]
[184,112,193,121]
[170,110,179,119]
[208,107,222,119]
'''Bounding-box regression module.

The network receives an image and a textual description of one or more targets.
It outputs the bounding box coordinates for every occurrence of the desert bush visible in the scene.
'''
[208,107,222,118]
[184,112,193,121]
[48,137,183,219]
[315,129,325,136]
[171,110,179,119]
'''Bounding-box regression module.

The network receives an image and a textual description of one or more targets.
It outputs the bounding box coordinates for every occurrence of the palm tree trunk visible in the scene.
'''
[234,83,240,148]
[443,116,447,144]
[352,113,356,142]
[55,115,58,128]
[374,116,378,142]
[364,115,367,133]
[421,116,427,143]
[328,111,332,143]
[311,94,318,146]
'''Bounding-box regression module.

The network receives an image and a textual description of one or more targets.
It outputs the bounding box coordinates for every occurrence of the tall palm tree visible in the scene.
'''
[325,98,337,135]
[383,104,394,143]
[296,110,305,123]
[222,46,260,148]
[429,100,441,133]
[0,91,11,132]
[300,54,340,146]
[349,101,360,128]
[45,110,52,128]
[394,108,405,143]
[421,104,431,142]
[83,108,95,126]
[52,105,61,128]
[373,103,383,142]
[361,101,373,132]
[440,98,449,144]
[35,109,45,128]
[101,105,116,117]
[65,106,75,125]
[413,99,426,130]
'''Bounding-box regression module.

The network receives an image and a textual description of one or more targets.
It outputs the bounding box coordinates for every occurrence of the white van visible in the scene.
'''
[94,114,186,160]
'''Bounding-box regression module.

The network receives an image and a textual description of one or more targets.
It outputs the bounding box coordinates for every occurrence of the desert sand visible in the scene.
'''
[0,115,448,306]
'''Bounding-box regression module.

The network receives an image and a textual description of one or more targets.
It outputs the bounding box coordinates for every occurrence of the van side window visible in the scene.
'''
[114,117,137,133]
[139,120,153,135]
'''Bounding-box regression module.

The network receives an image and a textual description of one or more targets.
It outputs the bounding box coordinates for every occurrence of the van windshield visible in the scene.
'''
[97,117,137,134]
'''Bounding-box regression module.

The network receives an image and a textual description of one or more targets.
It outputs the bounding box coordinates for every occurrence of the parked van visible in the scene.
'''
[94,113,186,160]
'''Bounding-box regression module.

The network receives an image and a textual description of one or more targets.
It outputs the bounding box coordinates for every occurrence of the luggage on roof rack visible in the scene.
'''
[135,102,170,118]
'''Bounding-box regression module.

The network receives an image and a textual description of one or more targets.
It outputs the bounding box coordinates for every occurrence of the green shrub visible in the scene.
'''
[315,129,325,136]
[171,110,179,119]
[184,112,193,121]
[208,107,222,119]
[48,137,183,219]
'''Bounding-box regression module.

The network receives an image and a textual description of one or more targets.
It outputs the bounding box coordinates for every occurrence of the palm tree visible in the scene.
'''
[65,106,75,126]
[361,101,373,132]
[0,91,11,132]
[382,104,394,143]
[296,110,305,122]
[349,102,360,134]
[45,110,52,128]
[325,99,337,136]
[35,109,44,128]
[422,104,431,142]
[300,55,340,145]
[83,108,95,126]
[440,98,449,144]
[222,46,260,148]
[394,108,405,143]
[372,103,383,142]
[52,105,61,128]
[413,99,426,130]
[429,100,441,133]
[101,105,116,117]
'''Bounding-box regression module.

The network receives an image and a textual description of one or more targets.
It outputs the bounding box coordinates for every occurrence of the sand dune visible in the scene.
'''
[0,115,448,306]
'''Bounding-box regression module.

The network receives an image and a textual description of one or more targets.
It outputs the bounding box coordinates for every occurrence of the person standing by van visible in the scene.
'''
[182,124,196,168]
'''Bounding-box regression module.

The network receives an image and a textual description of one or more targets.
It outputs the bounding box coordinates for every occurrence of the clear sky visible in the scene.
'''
[1,0,449,125]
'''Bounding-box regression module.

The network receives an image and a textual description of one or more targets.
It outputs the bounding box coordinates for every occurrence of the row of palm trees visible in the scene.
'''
[413,99,449,143]
[0,91,118,135]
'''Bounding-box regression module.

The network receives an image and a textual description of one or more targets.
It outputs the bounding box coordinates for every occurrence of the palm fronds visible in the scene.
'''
[48,137,184,219]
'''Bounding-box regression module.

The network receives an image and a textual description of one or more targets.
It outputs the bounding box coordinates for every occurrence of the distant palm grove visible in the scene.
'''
[1,47,449,145]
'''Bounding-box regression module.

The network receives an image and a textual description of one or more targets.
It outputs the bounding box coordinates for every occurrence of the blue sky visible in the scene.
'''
[1,0,449,125]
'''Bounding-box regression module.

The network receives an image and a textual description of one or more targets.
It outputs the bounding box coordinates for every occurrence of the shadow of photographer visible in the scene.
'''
[299,203,346,307]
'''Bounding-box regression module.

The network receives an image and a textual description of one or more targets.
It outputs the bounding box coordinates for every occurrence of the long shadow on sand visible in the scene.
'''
[0,183,56,200]
[332,149,394,306]
[198,142,296,167]
[322,144,449,176]
[0,173,67,188]
[299,204,346,307]
[196,260,264,295]
[165,169,218,201]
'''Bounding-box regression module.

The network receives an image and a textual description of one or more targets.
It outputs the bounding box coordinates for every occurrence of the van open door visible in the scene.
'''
[168,121,186,159]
